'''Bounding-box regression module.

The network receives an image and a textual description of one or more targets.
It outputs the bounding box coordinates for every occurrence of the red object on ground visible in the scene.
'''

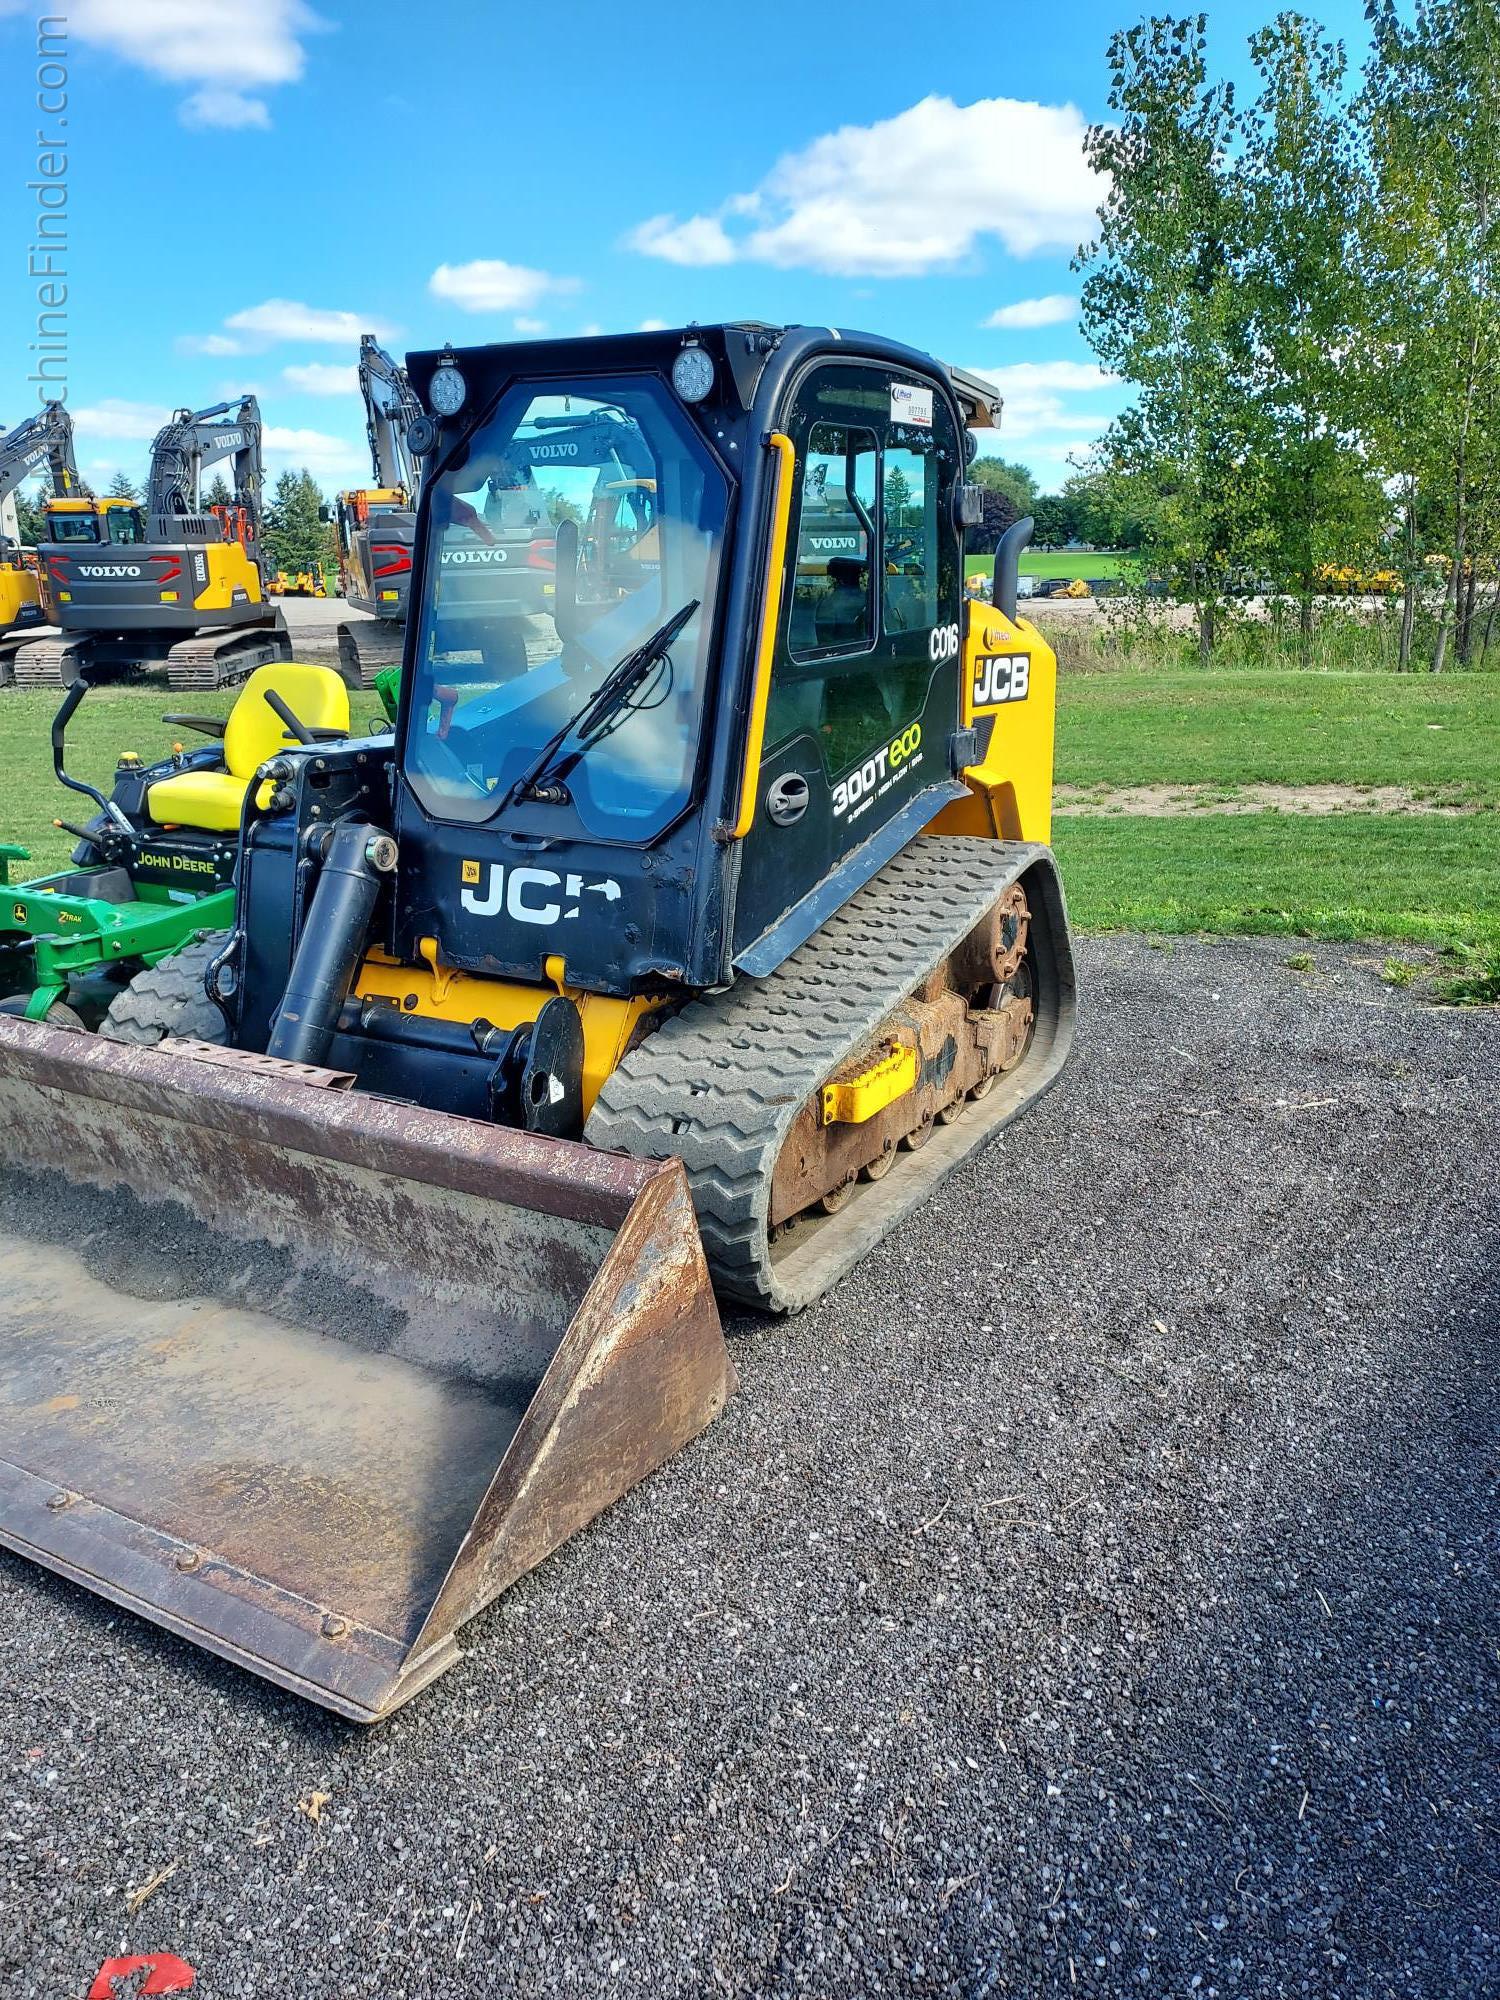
[88,1955,197,1998]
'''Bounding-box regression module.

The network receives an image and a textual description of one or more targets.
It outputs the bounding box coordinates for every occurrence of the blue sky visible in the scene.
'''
[2,0,1372,498]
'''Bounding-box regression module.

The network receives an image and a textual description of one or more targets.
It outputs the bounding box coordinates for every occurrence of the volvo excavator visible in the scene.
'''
[334,336,425,686]
[0,402,86,681]
[0,324,1076,1720]
[14,397,291,691]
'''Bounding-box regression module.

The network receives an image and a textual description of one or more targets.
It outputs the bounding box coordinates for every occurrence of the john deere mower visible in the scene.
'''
[1,662,349,1027]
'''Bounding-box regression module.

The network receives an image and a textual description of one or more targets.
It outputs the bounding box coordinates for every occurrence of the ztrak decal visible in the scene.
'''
[971,654,1031,709]
[461,862,622,926]
[832,722,924,825]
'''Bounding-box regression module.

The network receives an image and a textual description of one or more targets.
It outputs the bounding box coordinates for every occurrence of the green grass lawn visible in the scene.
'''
[1,669,1495,966]
[1054,813,1500,953]
[1057,670,1500,803]
[966,549,1131,582]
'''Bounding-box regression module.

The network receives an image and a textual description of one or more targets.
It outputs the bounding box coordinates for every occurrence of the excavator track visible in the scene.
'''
[164,612,292,691]
[10,616,293,691]
[11,635,80,688]
[587,835,1076,1313]
[337,618,404,687]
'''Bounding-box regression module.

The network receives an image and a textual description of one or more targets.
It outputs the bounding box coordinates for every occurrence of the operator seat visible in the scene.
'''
[146,662,350,833]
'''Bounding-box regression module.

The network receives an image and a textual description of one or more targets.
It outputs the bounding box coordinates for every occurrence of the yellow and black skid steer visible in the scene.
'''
[0,324,1076,1720]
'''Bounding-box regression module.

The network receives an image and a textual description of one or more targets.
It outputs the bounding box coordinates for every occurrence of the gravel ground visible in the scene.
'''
[1,934,1495,1998]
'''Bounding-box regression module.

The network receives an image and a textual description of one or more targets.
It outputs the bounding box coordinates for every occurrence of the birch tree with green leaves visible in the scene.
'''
[1240,14,1386,660]
[1361,0,1500,670]
[1077,15,1271,660]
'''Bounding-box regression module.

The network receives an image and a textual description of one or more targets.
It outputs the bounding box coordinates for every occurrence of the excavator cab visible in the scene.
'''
[0,326,1073,1719]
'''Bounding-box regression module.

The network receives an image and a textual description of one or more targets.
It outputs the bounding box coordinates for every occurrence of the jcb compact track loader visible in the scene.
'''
[0,324,1076,1720]
[15,398,292,692]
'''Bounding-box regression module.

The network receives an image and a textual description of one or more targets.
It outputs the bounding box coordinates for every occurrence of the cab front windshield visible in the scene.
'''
[405,378,730,838]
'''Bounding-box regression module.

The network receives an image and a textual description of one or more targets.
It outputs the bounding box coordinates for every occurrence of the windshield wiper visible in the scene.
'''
[502,599,700,809]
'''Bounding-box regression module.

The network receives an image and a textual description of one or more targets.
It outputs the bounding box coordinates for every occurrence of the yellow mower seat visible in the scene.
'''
[147,663,350,833]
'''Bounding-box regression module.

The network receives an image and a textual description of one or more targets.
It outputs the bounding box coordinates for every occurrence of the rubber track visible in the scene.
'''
[164,617,291,691]
[11,637,75,688]
[338,621,404,687]
[587,835,1074,1314]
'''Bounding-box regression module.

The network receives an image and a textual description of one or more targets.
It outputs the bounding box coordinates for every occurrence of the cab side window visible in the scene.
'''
[789,423,877,660]
[764,366,963,777]
[882,444,939,636]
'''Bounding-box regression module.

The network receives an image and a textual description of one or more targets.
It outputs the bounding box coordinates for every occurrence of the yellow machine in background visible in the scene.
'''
[0,403,86,676]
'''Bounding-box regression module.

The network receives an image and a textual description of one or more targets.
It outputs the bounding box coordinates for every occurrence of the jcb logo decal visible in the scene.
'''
[461,862,622,926]
[972,654,1030,708]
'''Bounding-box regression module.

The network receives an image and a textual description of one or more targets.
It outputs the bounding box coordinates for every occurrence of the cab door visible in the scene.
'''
[732,360,967,961]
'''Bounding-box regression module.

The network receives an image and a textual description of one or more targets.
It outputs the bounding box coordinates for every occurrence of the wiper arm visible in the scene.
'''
[503,599,700,808]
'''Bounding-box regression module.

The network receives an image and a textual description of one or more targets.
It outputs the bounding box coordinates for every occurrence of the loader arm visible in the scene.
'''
[147,396,265,525]
[0,402,88,509]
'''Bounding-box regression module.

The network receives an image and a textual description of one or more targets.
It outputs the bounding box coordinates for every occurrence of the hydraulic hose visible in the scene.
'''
[267,819,396,1068]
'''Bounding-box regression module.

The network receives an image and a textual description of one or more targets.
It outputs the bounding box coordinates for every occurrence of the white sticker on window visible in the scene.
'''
[889,382,933,426]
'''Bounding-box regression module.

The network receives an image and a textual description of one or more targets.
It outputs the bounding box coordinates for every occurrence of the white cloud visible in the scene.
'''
[182,88,271,130]
[262,425,365,483]
[282,362,359,395]
[428,261,580,314]
[970,361,1117,396]
[626,214,737,267]
[627,95,1105,277]
[962,362,1120,450]
[513,317,548,336]
[984,295,1078,331]
[70,399,171,443]
[177,332,246,357]
[224,299,395,346]
[638,318,669,332]
[36,0,327,129]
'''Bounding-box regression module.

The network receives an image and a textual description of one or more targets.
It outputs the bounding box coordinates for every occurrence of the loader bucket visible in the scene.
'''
[0,1020,734,1721]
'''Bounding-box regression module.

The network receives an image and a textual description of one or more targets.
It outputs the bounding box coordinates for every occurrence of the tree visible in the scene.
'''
[969,456,1038,513]
[1030,493,1077,547]
[13,492,46,545]
[1360,0,1500,669]
[966,485,1022,555]
[205,473,232,508]
[106,471,139,501]
[1077,14,1270,658]
[1240,13,1388,660]
[262,468,332,574]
